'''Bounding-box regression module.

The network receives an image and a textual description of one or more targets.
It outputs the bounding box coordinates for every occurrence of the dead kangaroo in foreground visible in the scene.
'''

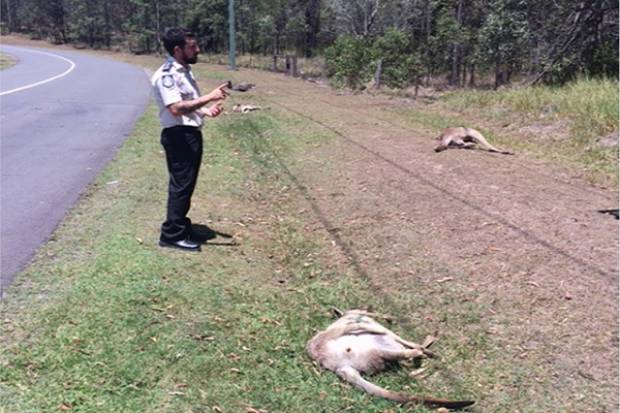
[435,127,513,155]
[307,309,475,409]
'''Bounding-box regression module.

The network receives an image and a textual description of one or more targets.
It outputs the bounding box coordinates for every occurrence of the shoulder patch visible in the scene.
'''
[162,74,174,88]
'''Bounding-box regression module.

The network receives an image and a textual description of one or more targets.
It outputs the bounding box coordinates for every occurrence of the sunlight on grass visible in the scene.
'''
[1,65,615,413]
[0,52,16,70]
[0,103,478,413]
[409,78,619,187]
[444,78,618,137]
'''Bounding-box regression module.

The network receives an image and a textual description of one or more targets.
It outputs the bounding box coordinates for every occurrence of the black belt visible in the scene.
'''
[163,125,200,131]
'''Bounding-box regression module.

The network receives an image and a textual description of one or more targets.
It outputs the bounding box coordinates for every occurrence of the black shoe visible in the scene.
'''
[158,237,201,251]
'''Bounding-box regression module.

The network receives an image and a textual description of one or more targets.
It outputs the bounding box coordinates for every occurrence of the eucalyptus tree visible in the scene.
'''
[478,0,530,88]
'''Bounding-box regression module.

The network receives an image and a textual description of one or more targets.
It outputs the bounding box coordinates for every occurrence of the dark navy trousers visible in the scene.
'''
[160,125,203,242]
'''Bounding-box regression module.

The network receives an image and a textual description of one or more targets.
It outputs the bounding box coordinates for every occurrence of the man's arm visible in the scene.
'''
[168,83,229,117]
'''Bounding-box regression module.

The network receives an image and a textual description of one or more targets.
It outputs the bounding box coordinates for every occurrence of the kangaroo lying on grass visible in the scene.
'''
[435,127,513,155]
[307,309,475,409]
[232,104,262,113]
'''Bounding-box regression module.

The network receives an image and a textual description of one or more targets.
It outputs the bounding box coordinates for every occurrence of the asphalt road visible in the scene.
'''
[0,45,151,295]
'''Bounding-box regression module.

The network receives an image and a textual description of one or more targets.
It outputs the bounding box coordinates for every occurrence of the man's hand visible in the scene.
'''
[203,102,224,118]
[167,83,229,117]
[206,83,229,102]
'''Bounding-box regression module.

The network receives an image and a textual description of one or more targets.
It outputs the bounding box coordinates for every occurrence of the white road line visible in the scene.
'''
[0,47,76,96]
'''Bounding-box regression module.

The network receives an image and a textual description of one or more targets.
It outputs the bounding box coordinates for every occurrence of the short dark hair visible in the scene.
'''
[162,28,195,56]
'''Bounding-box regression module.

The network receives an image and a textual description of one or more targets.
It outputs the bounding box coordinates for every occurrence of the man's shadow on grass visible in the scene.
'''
[192,224,238,246]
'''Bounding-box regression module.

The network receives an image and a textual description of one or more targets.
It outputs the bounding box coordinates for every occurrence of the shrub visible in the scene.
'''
[371,28,421,89]
[324,35,372,89]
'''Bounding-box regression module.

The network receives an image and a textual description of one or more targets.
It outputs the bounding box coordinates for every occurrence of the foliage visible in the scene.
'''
[0,0,617,86]
[324,34,372,88]
[325,29,421,90]
[478,0,530,86]
[371,28,420,89]
[185,0,228,52]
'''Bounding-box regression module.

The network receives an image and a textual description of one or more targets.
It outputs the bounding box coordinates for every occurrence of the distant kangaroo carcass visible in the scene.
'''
[307,309,475,409]
[232,104,262,113]
[435,127,514,155]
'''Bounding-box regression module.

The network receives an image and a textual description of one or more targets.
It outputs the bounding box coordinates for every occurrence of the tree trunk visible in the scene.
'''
[494,60,502,89]
[469,63,476,87]
[154,0,161,53]
[450,0,463,86]
[304,0,321,57]
[423,0,431,87]
[104,0,111,48]
[3,0,15,32]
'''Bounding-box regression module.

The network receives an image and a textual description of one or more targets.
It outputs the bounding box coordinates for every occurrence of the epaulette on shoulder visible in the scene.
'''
[162,61,173,72]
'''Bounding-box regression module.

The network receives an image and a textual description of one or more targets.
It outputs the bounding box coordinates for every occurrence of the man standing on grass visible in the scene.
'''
[152,27,229,251]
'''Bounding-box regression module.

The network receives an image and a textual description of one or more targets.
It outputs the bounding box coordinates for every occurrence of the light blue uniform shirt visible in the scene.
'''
[151,57,203,128]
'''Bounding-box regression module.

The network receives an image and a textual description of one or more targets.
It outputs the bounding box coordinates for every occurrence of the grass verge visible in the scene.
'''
[394,78,619,187]
[1,53,615,412]
[0,52,17,70]
[0,93,477,411]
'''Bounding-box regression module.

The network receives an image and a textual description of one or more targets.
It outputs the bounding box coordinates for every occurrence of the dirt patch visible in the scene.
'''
[598,132,619,148]
[222,68,619,411]
[517,122,571,142]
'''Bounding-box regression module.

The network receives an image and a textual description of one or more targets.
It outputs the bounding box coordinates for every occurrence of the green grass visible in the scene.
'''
[444,77,618,137]
[396,77,619,187]
[0,100,478,412]
[2,64,614,412]
[0,52,16,70]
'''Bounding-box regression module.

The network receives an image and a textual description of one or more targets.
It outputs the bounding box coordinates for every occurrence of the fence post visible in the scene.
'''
[373,59,382,89]
[285,55,298,77]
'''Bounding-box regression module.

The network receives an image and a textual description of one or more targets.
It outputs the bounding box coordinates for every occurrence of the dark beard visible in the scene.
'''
[186,55,198,64]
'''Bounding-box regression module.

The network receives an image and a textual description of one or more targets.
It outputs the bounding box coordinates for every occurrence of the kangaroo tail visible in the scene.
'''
[411,395,476,409]
[337,366,475,409]
[487,148,514,155]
